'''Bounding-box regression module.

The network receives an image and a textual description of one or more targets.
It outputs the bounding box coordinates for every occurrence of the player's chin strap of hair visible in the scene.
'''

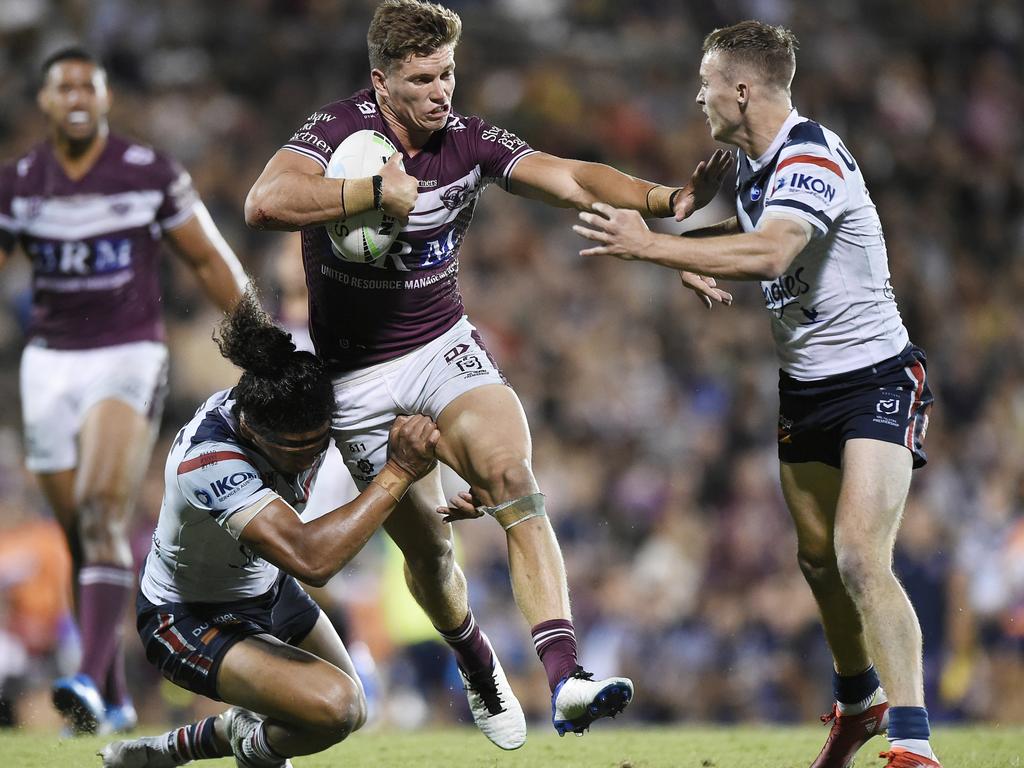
[477,492,546,531]
[646,185,684,217]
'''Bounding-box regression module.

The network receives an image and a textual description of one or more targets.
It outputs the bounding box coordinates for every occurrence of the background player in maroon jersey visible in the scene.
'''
[245,0,730,746]
[0,47,248,734]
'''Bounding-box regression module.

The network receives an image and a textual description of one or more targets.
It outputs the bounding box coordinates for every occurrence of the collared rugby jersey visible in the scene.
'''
[735,110,908,378]
[140,389,326,605]
[282,89,535,372]
[0,134,199,349]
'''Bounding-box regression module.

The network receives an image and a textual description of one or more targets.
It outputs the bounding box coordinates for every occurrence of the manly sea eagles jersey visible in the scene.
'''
[140,390,326,605]
[0,134,200,350]
[735,109,909,379]
[282,88,535,372]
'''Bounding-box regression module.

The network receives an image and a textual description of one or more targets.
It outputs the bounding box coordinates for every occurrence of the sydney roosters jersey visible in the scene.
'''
[736,110,909,378]
[140,389,326,605]
[0,134,200,350]
[282,89,535,372]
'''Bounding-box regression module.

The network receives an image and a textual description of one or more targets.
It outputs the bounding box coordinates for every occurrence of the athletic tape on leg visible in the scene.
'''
[477,492,546,531]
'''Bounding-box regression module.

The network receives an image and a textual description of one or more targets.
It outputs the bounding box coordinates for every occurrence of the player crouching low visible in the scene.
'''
[99,291,450,767]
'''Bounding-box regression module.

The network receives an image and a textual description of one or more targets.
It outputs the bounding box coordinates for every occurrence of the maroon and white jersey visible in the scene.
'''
[283,89,535,372]
[141,389,326,604]
[0,134,200,349]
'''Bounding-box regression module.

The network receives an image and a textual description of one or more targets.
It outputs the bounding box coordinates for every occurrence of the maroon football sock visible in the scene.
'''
[531,618,578,692]
[103,642,130,707]
[437,610,494,676]
[77,564,134,693]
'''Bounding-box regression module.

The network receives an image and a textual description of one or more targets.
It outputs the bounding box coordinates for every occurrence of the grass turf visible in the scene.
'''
[2,724,1021,767]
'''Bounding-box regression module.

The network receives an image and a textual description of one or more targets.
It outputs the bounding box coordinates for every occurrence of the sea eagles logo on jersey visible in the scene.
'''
[123,145,156,166]
[446,115,466,131]
[356,100,377,116]
[441,183,472,210]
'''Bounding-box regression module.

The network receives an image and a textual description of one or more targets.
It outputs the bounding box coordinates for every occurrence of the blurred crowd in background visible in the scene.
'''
[1,0,1023,733]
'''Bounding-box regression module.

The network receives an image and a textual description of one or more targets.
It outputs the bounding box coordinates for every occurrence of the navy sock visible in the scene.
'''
[833,665,880,704]
[166,716,227,762]
[887,706,931,741]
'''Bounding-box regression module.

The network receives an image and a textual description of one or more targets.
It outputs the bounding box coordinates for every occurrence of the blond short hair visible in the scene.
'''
[703,20,799,92]
[368,0,462,73]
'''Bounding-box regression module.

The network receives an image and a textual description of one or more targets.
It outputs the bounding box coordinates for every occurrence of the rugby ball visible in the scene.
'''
[325,130,404,263]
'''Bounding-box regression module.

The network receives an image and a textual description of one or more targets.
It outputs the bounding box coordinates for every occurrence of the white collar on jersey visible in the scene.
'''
[747,108,804,172]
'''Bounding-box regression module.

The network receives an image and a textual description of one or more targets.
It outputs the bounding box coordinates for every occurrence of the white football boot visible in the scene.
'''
[98,736,179,768]
[458,656,527,750]
[551,666,633,735]
[225,708,293,768]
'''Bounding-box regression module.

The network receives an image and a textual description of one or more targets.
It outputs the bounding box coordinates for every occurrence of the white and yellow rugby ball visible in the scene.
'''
[325,130,403,263]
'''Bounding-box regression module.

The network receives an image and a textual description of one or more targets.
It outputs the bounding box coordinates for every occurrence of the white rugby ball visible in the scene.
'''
[325,130,404,263]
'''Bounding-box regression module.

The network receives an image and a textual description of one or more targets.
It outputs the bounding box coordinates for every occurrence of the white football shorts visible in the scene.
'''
[20,341,169,473]
[331,316,506,490]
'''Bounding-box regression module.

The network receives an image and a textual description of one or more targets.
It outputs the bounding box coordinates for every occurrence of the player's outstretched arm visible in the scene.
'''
[165,204,249,312]
[245,150,416,230]
[238,415,440,587]
[508,149,732,220]
[574,205,812,281]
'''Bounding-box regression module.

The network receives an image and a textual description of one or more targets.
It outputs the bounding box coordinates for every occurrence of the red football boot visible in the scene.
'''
[809,691,889,768]
[878,747,942,767]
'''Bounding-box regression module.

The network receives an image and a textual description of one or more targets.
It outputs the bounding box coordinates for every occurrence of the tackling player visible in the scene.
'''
[244,0,730,747]
[99,290,440,768]
[0,48,248,734]
[574,21,940,768]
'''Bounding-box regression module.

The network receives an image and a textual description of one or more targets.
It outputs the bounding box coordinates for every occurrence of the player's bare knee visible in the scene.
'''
[835,548,890,601]
[306,676,364,742]
[475,456,536,506]
[77,495,131,563]
[403,535,454,582]
[797,548,839,585]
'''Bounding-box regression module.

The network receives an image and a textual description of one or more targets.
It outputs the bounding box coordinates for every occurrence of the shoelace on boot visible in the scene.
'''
[464,667,506,715]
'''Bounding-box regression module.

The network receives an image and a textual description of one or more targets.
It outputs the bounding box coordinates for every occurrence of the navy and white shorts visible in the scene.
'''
[136,572,321,700]
[777,343,933,469]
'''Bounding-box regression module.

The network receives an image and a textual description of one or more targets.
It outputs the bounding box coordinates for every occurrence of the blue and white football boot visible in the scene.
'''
[52,673,106,734]
[551,666,633,736]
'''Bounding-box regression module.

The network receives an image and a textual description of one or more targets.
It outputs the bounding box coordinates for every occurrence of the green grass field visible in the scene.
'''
[2,725,1021,768]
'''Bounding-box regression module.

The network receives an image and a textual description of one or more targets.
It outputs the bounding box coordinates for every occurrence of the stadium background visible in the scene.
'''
[0,0,1022,735]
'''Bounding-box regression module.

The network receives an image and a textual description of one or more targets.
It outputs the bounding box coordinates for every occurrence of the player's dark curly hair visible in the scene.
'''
[214,289,334,436]
[368,0,462,72]
[703,20,799,92]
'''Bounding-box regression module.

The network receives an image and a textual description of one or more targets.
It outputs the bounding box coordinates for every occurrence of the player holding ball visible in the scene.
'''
[245,0,730,749]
